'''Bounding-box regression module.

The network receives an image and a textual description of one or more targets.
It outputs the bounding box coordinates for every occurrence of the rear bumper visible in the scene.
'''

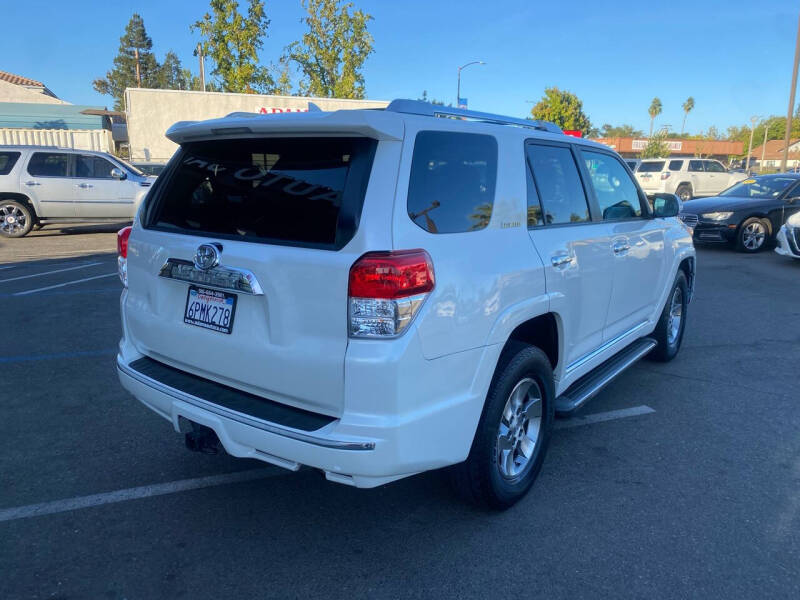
[775,225,800,258]
[117,338,490,488]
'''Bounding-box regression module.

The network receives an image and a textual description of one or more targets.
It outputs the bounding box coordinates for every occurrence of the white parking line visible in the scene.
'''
[0,262,102,283]
[0,405,657,523]
[0,469,279,523]
[0,265,15,271]
[13,273,117,296]
[554,405,655,429]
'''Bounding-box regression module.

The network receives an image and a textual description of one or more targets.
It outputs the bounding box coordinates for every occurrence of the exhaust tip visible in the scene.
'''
[184,423,222,455]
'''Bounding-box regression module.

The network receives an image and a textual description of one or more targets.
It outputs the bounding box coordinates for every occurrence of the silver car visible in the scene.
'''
[0,146,155,237]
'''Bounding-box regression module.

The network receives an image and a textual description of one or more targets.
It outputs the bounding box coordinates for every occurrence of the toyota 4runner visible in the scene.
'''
[116,100,696,509]
[636,157,747,202]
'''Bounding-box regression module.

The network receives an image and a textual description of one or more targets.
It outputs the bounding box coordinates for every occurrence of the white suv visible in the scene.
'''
[116,101,696,508]
[0,146,154,237]
[636,157,747,202]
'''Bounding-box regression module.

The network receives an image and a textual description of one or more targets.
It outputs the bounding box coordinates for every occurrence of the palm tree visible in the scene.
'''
[648,97,663,137]
[680,96,695,136]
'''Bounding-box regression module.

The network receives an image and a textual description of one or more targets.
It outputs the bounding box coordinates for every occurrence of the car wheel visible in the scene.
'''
[737,217,769,252]
[647,271,688,362]
[0,200,34,238]
[676,184,693,202]
[449,342,554,510]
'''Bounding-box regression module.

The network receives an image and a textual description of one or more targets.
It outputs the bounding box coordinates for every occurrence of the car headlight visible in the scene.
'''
[701,211,734,221]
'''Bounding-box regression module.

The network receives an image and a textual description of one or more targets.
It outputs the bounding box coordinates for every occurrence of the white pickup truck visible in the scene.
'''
[116,100,696,509]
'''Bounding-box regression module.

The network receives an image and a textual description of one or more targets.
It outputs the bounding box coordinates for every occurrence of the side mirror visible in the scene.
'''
[110,167,126,180]
[652,193,681,218]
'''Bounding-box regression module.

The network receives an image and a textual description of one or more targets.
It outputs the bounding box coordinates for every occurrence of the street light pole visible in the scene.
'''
[760,124,768,172]
[781,10,800,172]
[456,61,485,107]
[746,115,759,173]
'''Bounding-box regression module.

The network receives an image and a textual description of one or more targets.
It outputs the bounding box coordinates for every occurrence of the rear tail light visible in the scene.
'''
[661,172,671,180]
[117,226,132,287]
[348,250,434,338]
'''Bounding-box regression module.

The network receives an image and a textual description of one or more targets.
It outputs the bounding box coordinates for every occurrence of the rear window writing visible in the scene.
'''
[638,161,665,172]
[147,137,377,249]
[0,151,21,175]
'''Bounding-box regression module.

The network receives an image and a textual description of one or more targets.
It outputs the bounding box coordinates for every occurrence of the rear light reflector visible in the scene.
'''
[348,250,434,338]
[661,172,671,180]
[117,226,132,287]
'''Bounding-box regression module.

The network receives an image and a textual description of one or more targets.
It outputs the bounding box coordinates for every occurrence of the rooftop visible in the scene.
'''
[0,69,44,88]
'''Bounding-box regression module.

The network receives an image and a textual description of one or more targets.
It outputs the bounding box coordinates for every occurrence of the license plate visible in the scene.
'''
[184,286,237,334]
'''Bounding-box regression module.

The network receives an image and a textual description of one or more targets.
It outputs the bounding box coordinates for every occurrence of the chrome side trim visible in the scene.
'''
[158,258,264,295]
[565,321,649,375]
[117,357,375,451]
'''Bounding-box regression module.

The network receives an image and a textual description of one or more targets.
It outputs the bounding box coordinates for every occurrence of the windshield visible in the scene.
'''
[638,161,665,172]
[114,157,146,177]
[720,177,797,199]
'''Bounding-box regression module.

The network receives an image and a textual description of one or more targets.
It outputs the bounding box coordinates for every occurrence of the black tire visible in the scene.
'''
[449,343,554,510]
[647,271,688,362]
[736,217,770,253]
[676,184,693,202]
[0,200,34,238]
[33,223,44,231]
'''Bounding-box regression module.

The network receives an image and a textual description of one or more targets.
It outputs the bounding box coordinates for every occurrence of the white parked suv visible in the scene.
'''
[635,157,747,202]
[116,101,696,508]
[0,146,154,237]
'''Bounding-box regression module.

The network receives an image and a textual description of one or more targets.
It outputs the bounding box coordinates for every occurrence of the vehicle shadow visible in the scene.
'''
[31,222,132,237]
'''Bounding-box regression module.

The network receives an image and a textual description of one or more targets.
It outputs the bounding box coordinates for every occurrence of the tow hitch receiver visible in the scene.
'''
[185,423,222,455]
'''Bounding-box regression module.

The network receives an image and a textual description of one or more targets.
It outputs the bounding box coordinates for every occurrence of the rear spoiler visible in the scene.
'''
[165,108,404,144]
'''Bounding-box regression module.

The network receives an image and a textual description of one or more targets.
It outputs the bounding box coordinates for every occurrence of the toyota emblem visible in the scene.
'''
[194,244,220,271]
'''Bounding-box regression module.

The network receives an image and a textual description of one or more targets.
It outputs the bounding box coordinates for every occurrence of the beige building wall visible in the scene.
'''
[125,88,389,162]
[0,128,113,152]
[0,80,68,104]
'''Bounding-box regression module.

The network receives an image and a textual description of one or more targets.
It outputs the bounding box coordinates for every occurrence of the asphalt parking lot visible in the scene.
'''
[1,226,799,599]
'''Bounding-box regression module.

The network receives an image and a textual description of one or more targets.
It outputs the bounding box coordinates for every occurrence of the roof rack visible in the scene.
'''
[385,99,563,134]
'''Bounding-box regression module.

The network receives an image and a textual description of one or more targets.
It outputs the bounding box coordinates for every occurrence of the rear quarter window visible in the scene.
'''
[406,131,498,233]
[0,151,21,175]
[668,160,684,171]
[145,137,377,250]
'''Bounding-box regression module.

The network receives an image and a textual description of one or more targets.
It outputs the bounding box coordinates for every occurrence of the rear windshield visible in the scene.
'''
[146,137,377,250]
[638,161,665,172]
[0,151,21,175]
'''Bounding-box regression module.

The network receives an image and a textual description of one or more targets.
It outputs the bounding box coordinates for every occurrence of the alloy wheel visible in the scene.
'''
[667,286,683,345]
[496,378,542,480]
[0,204,27,235]
[742,221,766,250]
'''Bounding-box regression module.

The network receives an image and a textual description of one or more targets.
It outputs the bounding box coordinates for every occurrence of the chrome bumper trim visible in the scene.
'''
[117,356,375,451]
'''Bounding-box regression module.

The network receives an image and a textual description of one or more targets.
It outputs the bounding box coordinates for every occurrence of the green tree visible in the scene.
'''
[93,14,161,110]
[680,96,694,135]
[157,51,190,90]
[598,123,643,138]
[192,0,275,93]
[648,97,662,137]
[530,87,592,136]
[418,90,448,106]
[284,0,374,99]
[640,129,671,158]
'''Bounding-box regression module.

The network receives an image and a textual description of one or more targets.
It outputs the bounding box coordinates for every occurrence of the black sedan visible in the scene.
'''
[678,174,800,252]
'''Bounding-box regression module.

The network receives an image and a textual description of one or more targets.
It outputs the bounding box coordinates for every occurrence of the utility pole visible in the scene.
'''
[781,10,800,172]
[746,115,759,173]
[760,124,768,172]
[134,48,142,87]
[197,43,206,92]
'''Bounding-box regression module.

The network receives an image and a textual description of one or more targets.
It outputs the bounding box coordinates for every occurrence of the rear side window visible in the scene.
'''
[668,160,684,171]
[27,152,69,177]
[638,161,665,172]
[0,151,21,175]
[147,137,377,250]
[526,143,590,225]
[705,160,725,173]
[688,160,704,172]
[407,131,497,233]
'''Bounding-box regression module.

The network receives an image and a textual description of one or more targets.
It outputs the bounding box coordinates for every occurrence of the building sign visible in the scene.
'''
[632,139,683,151]
[258,107,308,114]
[458,97,468,109]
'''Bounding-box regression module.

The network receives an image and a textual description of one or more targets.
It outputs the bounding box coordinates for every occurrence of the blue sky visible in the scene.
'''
[2,0,797,134]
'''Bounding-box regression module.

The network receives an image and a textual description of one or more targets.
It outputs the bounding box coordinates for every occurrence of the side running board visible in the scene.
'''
[555,337,657,417]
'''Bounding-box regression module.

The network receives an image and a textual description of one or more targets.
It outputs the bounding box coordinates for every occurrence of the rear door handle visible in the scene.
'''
[24,181,40,186]
[551,253,574,268]
[612,241,631,255]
